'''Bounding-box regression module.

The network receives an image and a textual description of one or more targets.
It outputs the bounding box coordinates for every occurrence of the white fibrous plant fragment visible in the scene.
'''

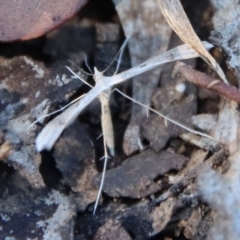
[158,0,227,83]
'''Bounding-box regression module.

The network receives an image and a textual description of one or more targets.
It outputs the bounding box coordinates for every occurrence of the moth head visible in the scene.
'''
[94,67,103,83]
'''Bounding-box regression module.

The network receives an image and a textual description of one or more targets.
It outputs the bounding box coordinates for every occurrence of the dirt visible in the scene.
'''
[0,0,233,239]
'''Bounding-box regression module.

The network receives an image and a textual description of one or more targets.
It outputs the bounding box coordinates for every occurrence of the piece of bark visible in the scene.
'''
[192,114,218,133]
[2,120,45,188]
[141,83,196,152]
[76,197,176,239]
[178,207,202,239]
[150,198,176,236]
[153,147,228,206]
[0,172,76,240]
[180,133,223,152]
[178,147,228,186]
[164,150,209,199]
[76,190,212,239]
[93,219,132,240]
[93,150,188,198]
[0,56,84,118]
[77,151,221,239]
[53,121,98,212]
[0,55,84,187]
[112,0,172,155]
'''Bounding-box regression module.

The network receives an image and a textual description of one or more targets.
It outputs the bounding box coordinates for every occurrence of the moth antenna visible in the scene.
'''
[102,34,131,74]
[84,54,94,74]
[113,34,131,75]
[65,66,93,88]
[96,133,103,140]
[68,59,94,76]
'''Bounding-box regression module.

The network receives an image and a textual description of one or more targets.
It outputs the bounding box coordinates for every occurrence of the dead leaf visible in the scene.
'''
[158,0,227,83]
[0,0,88,41]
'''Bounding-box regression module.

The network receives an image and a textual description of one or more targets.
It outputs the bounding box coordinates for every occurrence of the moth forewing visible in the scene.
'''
[106,41,214,87]
[36,41,214,152]
[35,84,105,152]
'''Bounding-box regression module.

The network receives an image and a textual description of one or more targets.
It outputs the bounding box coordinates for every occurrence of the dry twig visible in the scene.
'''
[173,62,240,103]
